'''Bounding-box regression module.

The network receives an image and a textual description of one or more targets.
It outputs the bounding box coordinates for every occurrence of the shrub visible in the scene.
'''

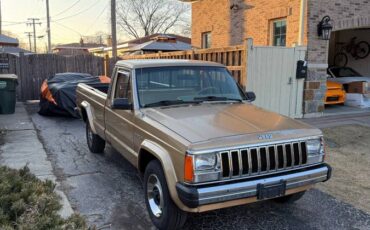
[0,166,88,230]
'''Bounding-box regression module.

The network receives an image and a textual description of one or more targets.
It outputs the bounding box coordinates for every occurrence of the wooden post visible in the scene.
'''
[104,54,109,76]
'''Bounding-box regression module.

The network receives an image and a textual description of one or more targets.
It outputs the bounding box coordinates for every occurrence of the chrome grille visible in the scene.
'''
[220,141,308,179]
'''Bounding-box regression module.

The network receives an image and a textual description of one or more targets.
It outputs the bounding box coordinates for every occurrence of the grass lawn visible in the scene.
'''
[318,125,370,214]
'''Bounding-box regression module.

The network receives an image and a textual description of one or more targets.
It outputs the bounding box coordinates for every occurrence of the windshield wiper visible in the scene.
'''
[143,100,201,108]
[194,96,243,102]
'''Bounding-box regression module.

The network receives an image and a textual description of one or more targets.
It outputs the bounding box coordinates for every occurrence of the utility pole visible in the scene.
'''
[111,0,117,60]
[27,18,42,53]
[25,32,33,51]
[45,0,51,53]
[0,0,2,34]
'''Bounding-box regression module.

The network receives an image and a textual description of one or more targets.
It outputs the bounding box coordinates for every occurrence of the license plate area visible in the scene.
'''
[257,180,286,200]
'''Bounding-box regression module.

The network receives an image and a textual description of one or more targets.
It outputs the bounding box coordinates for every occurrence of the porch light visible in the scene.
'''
[317,16,333,40]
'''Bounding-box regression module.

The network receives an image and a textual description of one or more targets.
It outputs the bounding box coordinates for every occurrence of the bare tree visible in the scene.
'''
[117,0,190,39]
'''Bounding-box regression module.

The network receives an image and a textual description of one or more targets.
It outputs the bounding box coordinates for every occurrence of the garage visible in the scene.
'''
[324,27,370,115]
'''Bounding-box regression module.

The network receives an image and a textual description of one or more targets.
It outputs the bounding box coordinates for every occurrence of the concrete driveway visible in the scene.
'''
[25,104,370,230]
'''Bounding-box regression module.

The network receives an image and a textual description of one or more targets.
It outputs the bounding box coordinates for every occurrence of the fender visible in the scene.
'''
[81,101,97,134]
[140,140,190,211]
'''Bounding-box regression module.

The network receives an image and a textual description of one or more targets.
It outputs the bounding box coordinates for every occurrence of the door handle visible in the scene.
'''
[288,77,293,85]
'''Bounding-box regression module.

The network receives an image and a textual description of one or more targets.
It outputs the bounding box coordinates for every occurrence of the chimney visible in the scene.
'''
[107,35,112,47]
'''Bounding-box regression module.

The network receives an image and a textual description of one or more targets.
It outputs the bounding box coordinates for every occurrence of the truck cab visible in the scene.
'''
[76,59,331,230]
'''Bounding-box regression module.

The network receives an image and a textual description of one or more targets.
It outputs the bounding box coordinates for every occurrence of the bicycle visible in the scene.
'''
[333,37,370,67]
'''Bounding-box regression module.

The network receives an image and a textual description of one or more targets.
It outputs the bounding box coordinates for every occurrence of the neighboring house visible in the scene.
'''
[53,39,105,56]
[182,0,370,117]
[0,34,19,47]
[90,34,191,57]
[0,34,33,55]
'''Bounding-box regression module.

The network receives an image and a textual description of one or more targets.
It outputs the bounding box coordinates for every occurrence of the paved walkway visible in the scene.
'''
[303,111,370,129]
[0,102,73,218]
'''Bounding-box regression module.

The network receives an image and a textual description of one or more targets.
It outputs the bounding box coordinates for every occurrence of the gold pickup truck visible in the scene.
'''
[76,59,331,230]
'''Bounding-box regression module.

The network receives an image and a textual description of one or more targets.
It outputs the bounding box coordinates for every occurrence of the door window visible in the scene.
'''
[114,72,132,101]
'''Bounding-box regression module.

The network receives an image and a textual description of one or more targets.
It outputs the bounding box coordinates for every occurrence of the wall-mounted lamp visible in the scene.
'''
[317,16,333,40]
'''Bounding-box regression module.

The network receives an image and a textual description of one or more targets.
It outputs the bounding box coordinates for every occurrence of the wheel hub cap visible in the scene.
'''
[147,174,164,218]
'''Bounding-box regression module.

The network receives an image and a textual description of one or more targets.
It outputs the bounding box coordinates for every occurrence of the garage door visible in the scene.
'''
[246,40,306,118]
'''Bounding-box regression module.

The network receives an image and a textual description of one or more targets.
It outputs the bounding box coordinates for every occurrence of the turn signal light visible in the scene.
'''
[184,155,194,182]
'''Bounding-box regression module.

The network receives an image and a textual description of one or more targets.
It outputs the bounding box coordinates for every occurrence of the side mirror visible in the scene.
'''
[245,91,256,102]
[112,98,132,110]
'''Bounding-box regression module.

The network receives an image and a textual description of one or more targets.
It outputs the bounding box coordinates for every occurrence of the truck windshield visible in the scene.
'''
[136,66,245,108]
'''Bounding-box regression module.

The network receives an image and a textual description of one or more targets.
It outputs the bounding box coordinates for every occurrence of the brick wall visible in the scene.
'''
[191,0,307,48]
[191,0,231,48]
[304,0,370,116]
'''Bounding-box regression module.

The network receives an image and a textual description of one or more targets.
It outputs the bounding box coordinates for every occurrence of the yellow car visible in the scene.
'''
[325,81,346,105]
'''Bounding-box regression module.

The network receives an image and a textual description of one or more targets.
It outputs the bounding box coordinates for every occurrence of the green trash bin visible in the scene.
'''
[0,74,18,114]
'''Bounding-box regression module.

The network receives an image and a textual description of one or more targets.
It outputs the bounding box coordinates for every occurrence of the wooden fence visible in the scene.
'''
[121,45,247,87]
[0,53,105,101]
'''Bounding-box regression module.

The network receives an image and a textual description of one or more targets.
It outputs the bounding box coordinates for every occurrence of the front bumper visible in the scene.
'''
[176,164,332,208]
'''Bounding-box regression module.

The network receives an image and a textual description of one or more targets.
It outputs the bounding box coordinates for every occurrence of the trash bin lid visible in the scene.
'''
[0,74,18,80]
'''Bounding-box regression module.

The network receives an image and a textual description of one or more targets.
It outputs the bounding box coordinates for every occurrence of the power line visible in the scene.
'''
[52,21,81,36]
[52,0,81,18]
[85,2,109,35]
[53,0,100,22]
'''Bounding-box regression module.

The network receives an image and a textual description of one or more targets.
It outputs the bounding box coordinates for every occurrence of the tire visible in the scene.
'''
[333,52,348,67]
[144,160,187,230]
[86,122,105,154]
[273,191,306,204]
[354,41,370,59]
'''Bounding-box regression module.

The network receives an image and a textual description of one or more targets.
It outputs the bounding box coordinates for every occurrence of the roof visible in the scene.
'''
[116,59,225,69]
[119,33,191,46]
[0,34,19,45]
[129,40,191,52]
[54,43,105,50]
[0,46,33,55]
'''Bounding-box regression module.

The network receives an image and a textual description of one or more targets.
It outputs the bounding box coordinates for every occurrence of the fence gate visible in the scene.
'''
[246,40,306,118]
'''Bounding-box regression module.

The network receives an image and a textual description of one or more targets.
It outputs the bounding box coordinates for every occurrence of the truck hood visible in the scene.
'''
[142,103,317,144]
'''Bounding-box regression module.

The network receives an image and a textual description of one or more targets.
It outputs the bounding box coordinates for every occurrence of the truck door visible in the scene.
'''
[105,70,136,164]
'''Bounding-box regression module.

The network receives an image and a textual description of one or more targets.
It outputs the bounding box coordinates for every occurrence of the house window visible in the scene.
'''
[202,32,211,49]
[272,19,287,46]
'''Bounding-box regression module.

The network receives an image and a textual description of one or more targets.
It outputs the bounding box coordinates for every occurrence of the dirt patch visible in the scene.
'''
[318,125,370,214]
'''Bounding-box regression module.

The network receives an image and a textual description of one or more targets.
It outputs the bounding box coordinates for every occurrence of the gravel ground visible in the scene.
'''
[319,125,370,215]
[25,104,370,230]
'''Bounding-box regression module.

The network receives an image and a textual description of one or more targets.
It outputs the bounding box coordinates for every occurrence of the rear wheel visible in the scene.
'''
[144,160,187,230]
[334,52,348,67]
[273,191,306,204]
[86,122,105,153]
[354,41,370,59]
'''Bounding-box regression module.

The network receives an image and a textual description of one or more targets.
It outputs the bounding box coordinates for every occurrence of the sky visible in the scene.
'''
[2,0,111,49]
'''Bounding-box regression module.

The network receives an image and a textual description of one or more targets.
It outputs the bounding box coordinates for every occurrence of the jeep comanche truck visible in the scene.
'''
[76,59,331,230]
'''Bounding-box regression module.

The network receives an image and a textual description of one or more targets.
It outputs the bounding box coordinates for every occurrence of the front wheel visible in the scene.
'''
[86,122,105,154]
[144,160,187,230]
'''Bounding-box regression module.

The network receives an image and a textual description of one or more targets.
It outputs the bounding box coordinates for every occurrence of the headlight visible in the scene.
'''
[194,153,219,171]
[306,139,322,155]
[184,153,221,183]
[306,137,325,164]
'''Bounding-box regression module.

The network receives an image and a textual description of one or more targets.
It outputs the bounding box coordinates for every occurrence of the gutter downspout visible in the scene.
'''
[298,0,306,46]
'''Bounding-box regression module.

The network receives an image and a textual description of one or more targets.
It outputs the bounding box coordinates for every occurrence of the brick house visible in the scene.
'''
[182,0,370,117]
